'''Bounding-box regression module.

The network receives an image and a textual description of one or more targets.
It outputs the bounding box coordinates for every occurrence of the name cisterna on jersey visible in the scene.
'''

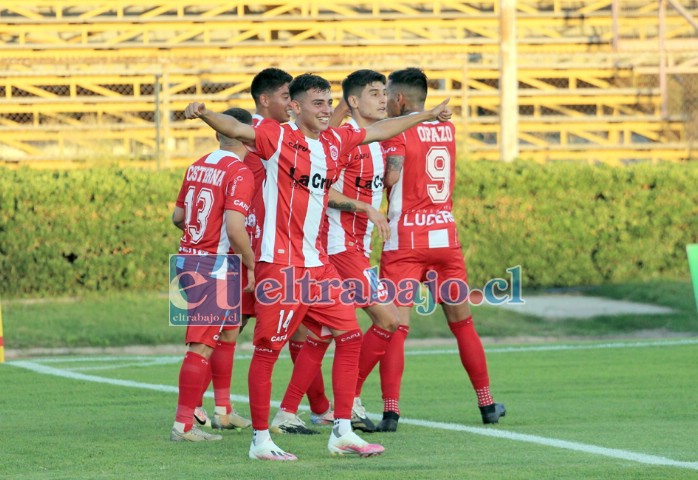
[186,165,226,187]
[417,124,453,142]
[355,174,383,190]
[288,166,334,191]
[402,210,455,227]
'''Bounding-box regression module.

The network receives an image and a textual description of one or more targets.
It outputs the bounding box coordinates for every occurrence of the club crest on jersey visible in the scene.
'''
[329,145,339,161]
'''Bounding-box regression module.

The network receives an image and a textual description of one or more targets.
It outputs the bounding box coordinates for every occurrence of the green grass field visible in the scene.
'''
[2,281,697,478]
[3,339,698,479]
[2,279,697,350]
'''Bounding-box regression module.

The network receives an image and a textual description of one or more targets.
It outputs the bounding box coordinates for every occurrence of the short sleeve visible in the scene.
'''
[250,119,282,162]
[334,125,367,157]
[223,165,255,214]
[381,133,406,158]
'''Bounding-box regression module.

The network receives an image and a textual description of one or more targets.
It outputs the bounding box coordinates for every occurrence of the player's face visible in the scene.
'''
[291,88,333,138]
[351,81,387,123]
[265,84,292,123]
[386,83,402,118]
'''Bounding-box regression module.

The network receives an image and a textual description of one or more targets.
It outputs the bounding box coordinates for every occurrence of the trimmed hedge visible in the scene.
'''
[452,162,698,288]
[0,168,182,297]
[1,162,696,297]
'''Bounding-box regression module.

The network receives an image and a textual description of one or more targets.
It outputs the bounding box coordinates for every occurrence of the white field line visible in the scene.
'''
[8,357,698,472]
[30,338,698,371]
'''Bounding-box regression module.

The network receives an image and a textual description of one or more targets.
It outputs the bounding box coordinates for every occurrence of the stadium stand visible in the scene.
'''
[1,1,697,165]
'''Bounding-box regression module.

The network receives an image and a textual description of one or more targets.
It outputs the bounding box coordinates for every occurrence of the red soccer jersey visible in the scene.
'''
[176,149,254,255]
[381,117,459,251]
[251,121,366,266]
[243,114,271,248]
[326,118,385,257]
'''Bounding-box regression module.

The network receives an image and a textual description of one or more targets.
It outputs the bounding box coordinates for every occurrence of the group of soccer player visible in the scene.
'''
[170,66,506,461]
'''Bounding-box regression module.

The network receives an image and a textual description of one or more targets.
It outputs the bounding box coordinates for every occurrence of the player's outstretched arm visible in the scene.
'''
[226,210,255,293]
[328,189,390,240]
[362,98,451,144]
[184,102,256,144]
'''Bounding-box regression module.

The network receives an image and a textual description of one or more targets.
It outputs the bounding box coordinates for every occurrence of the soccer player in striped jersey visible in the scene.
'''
[193,69,299,432]
[170,108,256,442]
[272,70,401,434]
[184,74,451,460]
[377,68,506,432]
[248,68,333,433]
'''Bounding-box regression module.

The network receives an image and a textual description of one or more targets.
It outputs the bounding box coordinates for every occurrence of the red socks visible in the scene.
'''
[248,346,281,430]
[289,339,330,414]
[448,316,493,406]
[176,351,210,428]
[355,324,394,396]
[210,340,236,413]
[332,329,363,419]
[281,336,330,413]
[380,324,409,414]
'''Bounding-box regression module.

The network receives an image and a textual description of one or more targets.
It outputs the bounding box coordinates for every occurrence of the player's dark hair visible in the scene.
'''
[341,69,386,104]
[388,67,428,104]
[289,73,331,100]
[221,107,253,126]
[250,68,293,105]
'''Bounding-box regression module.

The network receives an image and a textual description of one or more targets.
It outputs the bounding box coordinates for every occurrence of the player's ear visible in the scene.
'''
[259,93,269,108]
[289,99,301,115]
[347,95,360,110]
[215,132,221,142]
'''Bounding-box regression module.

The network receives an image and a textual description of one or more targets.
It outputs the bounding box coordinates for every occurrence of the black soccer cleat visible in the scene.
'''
[351,398,377,433]
[480,403,506,424]
[376,411,400,432]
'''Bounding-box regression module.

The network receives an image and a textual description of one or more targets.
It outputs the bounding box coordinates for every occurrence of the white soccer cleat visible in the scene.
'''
[327,427,385,457]
[310,406,335,426]
[170,426,222,442]
[193,406,211,428]
[270,409,320,435]
[248,437,298,461]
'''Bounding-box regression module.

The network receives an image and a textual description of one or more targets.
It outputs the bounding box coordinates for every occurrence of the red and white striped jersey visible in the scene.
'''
[176,149,254,255]
[243,114,271,248]
[326,118,385,257]
[381,117,460,251]
[252,121,366,266]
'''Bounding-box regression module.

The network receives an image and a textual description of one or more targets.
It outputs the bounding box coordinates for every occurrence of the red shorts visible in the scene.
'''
[380,246,469,307]
[252,262,358,351]
[241,263,255,317]
[175,255,242,347]
[328,249,388,307]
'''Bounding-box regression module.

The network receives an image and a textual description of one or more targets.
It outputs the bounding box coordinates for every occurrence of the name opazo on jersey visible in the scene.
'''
[381,118,459,251]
